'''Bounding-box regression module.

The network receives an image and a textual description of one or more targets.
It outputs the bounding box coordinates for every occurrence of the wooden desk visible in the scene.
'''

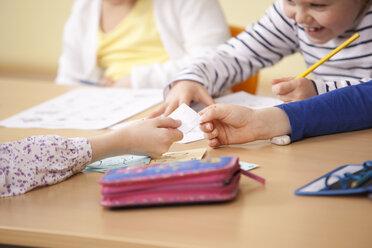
[0,78,371,248]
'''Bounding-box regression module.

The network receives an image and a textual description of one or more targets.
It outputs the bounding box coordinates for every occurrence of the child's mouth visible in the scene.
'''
[305,26,325,34]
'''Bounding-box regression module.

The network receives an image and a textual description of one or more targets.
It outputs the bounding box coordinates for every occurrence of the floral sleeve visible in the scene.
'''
[0,135,92,197]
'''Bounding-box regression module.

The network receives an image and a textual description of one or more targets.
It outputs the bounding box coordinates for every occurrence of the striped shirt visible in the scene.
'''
[172,0,372,96]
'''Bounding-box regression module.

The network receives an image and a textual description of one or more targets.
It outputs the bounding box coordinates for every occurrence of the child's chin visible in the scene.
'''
[305,28,334,44]
[306,34,333,45]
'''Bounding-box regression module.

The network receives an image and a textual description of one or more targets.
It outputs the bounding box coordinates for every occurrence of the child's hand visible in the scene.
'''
[90,117,183,161]
[148,81,214,118]
[199,104,262,147]
[117,117,183,158]
[271,77,317,102]
[199,104,291,147]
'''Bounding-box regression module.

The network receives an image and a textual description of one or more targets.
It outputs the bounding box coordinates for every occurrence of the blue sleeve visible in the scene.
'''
[276,81,372,142]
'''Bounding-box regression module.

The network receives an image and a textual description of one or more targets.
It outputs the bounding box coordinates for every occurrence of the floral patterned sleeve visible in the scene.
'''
[0,135,92,197]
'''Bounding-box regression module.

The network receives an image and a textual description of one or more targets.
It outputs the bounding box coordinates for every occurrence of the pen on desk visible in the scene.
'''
[351,171,372,188]
[80,79,99,86]
[296,33,360,79]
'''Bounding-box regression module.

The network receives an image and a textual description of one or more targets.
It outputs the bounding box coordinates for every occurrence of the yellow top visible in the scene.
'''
[97,0,168,81]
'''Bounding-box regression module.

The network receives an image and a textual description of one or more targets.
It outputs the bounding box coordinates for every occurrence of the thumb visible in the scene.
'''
[198,90,215,106]
[148,104,166,119]
[167,128,184,142]
[199,104,229,123]
[155,117,182,129]
[271,77,294,85]
[272,80,296,95]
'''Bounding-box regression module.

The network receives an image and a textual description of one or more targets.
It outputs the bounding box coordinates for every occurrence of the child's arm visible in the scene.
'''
[199,82,372,147]
[271,77,318,102]
[151,1,298,117]
[199,104,290,147]
[276,81,372,142]
[171,1,298,96]
[0,135,91,197]
[0,117,182,197]
[89,117,183,160]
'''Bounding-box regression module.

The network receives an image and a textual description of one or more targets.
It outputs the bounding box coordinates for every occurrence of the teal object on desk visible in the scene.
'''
[295,161,372,197]
[85,155,151,173]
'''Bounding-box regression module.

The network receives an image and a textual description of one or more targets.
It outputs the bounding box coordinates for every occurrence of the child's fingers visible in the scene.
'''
[199,105,218,122]
[163,95,192,117]
[148,104,167,118]
[199,104,229,123]
[208,138,220,148]
[167,128,184,142]
[200,122,214,133]
[277,92,296,103]
[204,128,218,140]
[155,117,182,129]
[272,81,296,95]
[198,90,215,106]
[270,77,294,85]
[163,101,183,117]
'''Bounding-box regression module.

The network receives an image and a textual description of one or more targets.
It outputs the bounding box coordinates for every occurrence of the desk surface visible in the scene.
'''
[0,78,371,248]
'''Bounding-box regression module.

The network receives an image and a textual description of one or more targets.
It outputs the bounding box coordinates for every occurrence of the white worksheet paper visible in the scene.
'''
[192,91,283,112]
[0,87,163,129]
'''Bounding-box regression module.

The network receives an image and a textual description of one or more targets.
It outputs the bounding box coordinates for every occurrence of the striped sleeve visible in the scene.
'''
[171,0,299,96]
[313,77,372,94]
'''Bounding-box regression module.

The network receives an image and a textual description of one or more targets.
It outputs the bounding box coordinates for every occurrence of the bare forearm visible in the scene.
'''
[253,107,291,140]
[88,129,130,163]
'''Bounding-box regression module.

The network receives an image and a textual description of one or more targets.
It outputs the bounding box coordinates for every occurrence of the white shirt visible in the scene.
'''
[56,0,230,89]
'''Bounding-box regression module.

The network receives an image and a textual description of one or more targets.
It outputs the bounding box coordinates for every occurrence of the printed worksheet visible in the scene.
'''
[0,87,163,129]
[192,91,283,112]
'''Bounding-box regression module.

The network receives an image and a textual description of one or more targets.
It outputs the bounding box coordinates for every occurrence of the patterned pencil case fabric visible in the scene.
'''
[98,156,260,207]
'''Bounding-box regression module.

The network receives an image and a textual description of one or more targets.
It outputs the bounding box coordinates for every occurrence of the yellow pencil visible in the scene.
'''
[296,33,360,79]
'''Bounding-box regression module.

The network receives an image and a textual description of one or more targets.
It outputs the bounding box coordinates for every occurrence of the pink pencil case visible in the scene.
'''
[98,156,265,208]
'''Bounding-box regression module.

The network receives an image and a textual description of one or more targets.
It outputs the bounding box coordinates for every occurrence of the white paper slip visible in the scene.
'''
[177,125,205,144]
[0,88,163,130]
[240,161,260,171]
[169,103,200,134]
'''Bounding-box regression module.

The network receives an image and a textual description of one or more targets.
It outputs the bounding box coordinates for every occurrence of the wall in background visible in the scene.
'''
[0,0,74,79]
[0,0,305,94]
